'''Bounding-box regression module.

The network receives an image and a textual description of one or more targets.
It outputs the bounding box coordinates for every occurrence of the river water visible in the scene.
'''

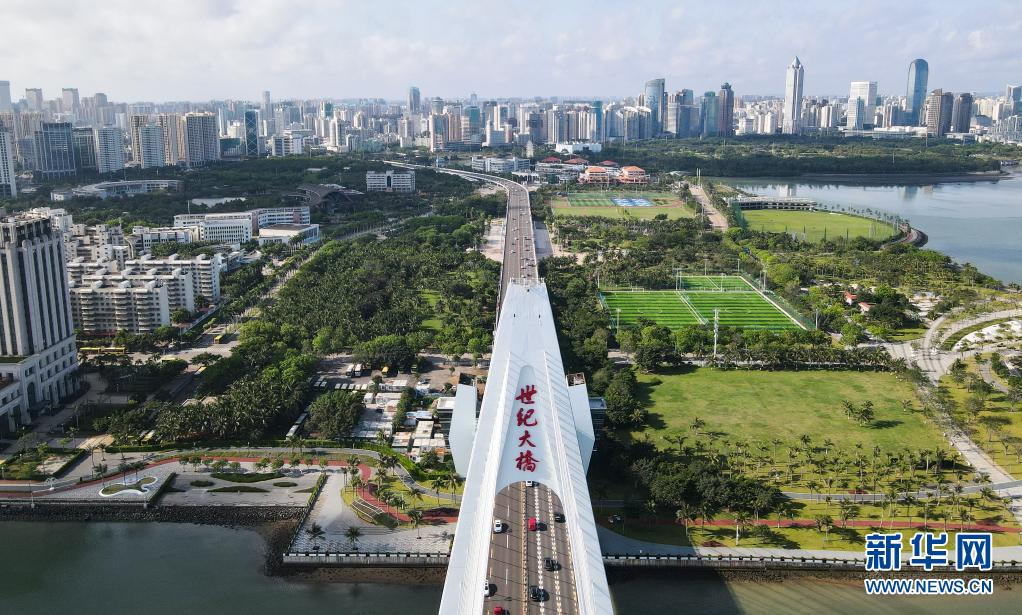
[725,173,1022,284]
[0,522,1015,614]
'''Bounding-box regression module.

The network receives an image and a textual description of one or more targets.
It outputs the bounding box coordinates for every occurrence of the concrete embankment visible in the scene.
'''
[0,503,305,526]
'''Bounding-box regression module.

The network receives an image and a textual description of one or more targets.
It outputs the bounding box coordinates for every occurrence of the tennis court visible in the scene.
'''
[600,275,803,331]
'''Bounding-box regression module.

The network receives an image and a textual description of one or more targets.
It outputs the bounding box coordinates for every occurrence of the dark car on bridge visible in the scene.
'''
[529,586,547,602]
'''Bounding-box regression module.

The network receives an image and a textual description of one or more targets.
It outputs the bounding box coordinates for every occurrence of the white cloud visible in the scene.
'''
[0,0,1018,102]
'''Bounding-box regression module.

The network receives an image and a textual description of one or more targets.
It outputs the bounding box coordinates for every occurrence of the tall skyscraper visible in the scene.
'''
[71,127,97,171]
[244,109,259,157]
[847,81,878,130]
[407,86,420,116]
[0,130,16,198]
[33,122,76,180]
[717,83,735,137]
[1007,85,1022,114]
[129,114,149,162]
[905,59,929,126]
[0,213,79,429]
[644,78,666,135]
[0,81,11,113]
[925,89,955,137]
[261,91,272,136]
[61,88,80,116]
[25,88,44,112]
[95,126,125,174]
[700,91,718,137]
[181,113,220,167]
[782,57,804,134]
[950,93,974,133]
[138,124,166,169]
[156,113,181,165]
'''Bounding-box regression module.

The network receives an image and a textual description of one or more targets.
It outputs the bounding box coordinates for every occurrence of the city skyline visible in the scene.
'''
[2,0,1020,102]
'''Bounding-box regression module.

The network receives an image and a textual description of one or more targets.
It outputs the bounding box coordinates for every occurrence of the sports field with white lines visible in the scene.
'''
[600,275,803,331]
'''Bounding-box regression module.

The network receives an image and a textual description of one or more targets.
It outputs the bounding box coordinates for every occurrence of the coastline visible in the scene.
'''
[779,171,1008,185]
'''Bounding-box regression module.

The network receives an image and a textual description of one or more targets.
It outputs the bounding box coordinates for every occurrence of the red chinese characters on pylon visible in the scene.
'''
[514,385,539,472]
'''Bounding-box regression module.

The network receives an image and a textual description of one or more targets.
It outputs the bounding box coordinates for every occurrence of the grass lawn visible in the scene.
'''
[742,210,896,243]
[598,519,1020,550]
[208,485,269,493]
[628,367,940,456]
[941,358,1022,476]
[210,471,282,483]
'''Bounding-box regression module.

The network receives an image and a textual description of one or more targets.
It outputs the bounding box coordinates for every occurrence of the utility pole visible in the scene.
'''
[713,309,720,359]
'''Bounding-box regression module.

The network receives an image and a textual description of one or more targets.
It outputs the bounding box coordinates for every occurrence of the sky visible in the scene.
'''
[2,0,1020,103]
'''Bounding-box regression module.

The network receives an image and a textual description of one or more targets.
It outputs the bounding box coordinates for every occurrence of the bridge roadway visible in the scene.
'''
[393,163,580,614]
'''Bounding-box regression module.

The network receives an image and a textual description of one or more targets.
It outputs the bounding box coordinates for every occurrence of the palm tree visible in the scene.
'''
[838,500,858,528]
[675,503,695,541]
[344,526,362,550]
[815,514,834,545]
[351,474,364,497]
[408,508,424,538]
[733,511,751,546]
[346,454,360,472]
[306,523,326,550]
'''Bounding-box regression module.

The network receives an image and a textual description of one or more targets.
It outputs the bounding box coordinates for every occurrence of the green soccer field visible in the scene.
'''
[601,276,802,331]
[742,210,896,242]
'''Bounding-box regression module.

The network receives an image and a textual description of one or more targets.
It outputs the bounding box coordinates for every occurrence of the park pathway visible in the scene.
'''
[690,184,729,231]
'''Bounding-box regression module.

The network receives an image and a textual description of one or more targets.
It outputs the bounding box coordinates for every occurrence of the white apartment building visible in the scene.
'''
[257,223,321,250]
[95,126,125,174]
[138,124,166,169]
[128,226,202,254]
[125,252,223,303]
[365,169,415,192]
[270,134,304,157]
[470,156,530,173]
[172,206,310,245]
[0,130,16,198]
[68,272,188,334]
[0,214,79,433]
[181,112,220,167]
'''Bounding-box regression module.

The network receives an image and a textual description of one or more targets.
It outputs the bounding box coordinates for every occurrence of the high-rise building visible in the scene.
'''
[95,127,125,174]
[61,88,80,116]
[155,113,181,165]
[138,124,166,169]
[25,88,44,112]
[71,127,97,171]
[407,86,420,116]
[783,57,804,134]
[129,114,149,163]
[925,89,955,137]
[0,81,11,113]
[181,113,219,167]
[0,213,79,432]
[1007,85,1022,114]
[717,83,735,137]
[951,93,974,133]
[0,130,16,198]
[847,81,878,130]
[700,92,718,137]
[33,122,76,180]
[905,59,929,126]
[644,78,666,135]
[244,109,259,157]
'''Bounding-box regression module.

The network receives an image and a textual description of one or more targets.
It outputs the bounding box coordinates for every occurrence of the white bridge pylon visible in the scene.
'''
[442,280,612,615]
